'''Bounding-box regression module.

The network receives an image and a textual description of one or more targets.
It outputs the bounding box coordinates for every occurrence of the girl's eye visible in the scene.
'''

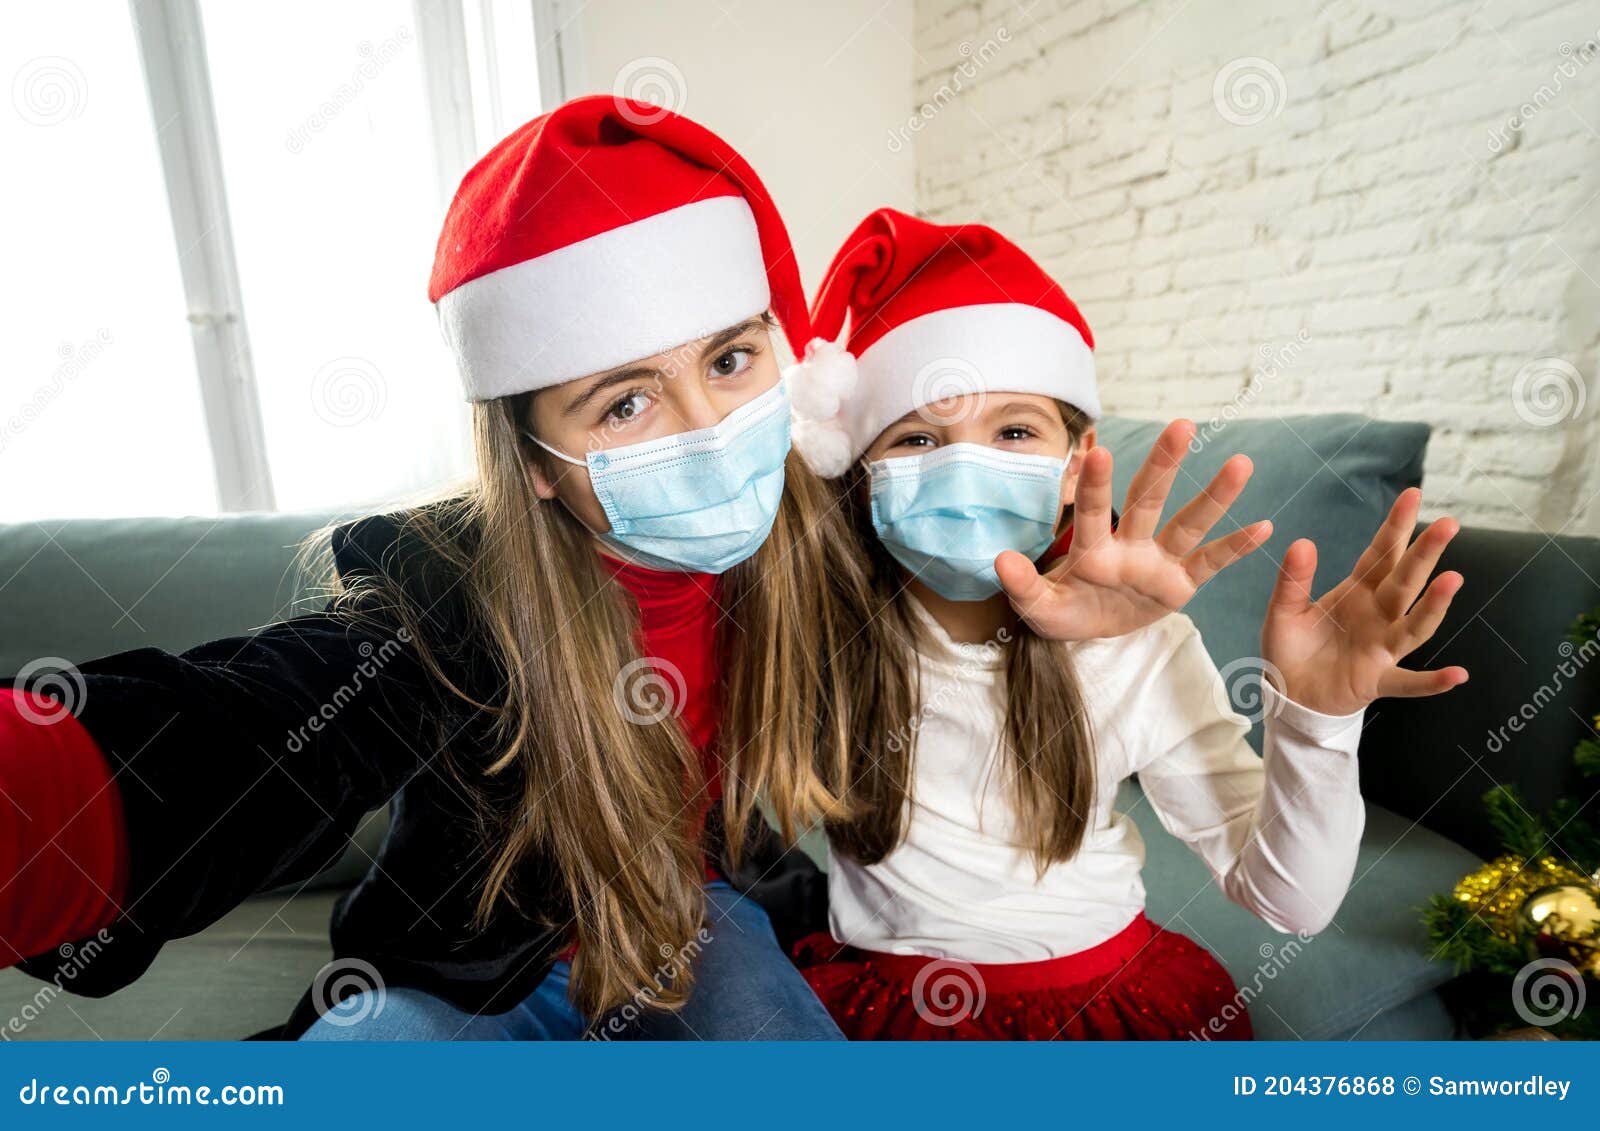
[998,426,1036,442]
[710,348,753,379]
[605,390,652,424]
[895,433,936,449]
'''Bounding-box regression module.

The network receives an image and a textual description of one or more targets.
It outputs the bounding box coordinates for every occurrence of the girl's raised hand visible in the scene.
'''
[1261,487,1468,717]
[996,419,1273,642]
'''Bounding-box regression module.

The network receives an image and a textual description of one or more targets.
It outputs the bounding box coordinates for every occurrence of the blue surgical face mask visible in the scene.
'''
[527,380,790,574]
[868,442,1069,601]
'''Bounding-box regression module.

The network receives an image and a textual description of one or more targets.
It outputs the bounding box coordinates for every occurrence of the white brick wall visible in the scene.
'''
[911,0,1600,534]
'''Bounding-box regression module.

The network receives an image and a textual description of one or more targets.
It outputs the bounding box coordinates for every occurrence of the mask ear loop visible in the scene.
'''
[521,430,587,468]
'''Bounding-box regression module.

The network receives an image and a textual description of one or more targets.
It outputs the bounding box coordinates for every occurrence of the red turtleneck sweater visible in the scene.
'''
[0,558,727,968]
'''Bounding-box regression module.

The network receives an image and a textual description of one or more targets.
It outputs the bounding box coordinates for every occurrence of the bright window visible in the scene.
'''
[0,0,548,520]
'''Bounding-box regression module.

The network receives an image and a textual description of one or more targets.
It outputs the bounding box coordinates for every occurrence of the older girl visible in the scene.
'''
[0,97,863,1041]
[787,209,1468,1040]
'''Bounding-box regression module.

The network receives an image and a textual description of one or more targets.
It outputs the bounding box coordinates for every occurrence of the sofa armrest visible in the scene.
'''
[1358,523,1600,859]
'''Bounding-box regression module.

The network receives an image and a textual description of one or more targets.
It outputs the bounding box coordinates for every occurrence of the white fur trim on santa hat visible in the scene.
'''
[845,303,1099,462]
[785,337,860,477]
[435,196,770,401]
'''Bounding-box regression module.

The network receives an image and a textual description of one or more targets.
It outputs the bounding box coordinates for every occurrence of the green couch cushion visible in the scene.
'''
[1127,780,1477,1040]
[0,510,344,676]
[1097,414,1430,748]
[0,890,339,1041]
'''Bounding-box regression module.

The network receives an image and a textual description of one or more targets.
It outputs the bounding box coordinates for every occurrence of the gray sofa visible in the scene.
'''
[2,414,1593,1040]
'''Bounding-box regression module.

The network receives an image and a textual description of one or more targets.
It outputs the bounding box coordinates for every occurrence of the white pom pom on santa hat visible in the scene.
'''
[786,337,858,421]
[791,417,856,478]
[784,336,860,478]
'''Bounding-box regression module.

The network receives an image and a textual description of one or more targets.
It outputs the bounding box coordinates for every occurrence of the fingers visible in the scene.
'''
[1348,487,1422,590]
[1157,453,1256,558]
[1117,420,1194,542]
[1069,446,1116,558]
[1184,520,1274,587]
[1375,517,1460,620]
[1376,665,1469,699]
[1267,537,1318,615]
[995,550,1049,615]
[1395,569,1464,653]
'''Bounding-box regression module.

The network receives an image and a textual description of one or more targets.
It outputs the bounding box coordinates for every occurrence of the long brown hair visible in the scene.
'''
[320,392,871,1019]
[827,404,1099,874]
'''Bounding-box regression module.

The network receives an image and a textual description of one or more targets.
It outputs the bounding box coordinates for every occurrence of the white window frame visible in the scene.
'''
[125,0,567,512]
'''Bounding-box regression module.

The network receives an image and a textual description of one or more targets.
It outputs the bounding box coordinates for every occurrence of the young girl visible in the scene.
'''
[785,208,1469,1040]
[0,96,868,1041]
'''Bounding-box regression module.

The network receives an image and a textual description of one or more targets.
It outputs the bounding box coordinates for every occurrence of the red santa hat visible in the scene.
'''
[787,208,1099,477]
[429,95,810,401]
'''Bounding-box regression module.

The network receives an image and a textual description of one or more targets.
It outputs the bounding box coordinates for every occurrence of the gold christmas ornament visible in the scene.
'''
[1519,882,1600,977]
[1453,855,1593,937]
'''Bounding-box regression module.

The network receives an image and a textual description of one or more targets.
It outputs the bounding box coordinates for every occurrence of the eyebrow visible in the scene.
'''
[560,318,767,418]
[697,318,767,361]
[995,401,1058,423]
[562,365,660,417]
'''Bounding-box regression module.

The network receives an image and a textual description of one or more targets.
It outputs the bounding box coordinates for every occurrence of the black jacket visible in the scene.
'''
[17,504,826,1038]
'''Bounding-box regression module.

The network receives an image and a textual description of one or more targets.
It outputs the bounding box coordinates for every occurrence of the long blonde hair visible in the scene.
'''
[827,405,1098,874]
[323,393,870,1018]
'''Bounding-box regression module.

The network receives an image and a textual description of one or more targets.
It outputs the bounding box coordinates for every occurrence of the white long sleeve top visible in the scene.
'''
[827,599,1368,962]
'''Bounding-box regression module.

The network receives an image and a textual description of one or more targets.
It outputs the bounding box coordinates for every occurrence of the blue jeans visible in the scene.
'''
[300,882,842,1041]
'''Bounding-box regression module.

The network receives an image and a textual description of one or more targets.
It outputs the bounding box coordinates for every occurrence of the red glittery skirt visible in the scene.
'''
[793,912,1253,1041]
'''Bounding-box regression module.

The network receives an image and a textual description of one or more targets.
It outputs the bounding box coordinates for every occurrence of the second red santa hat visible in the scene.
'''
[788,208,1100,476]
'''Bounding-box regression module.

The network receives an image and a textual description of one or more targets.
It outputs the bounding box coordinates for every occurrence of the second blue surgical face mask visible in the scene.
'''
[527,380,791,574]
[868,441,1069,601]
